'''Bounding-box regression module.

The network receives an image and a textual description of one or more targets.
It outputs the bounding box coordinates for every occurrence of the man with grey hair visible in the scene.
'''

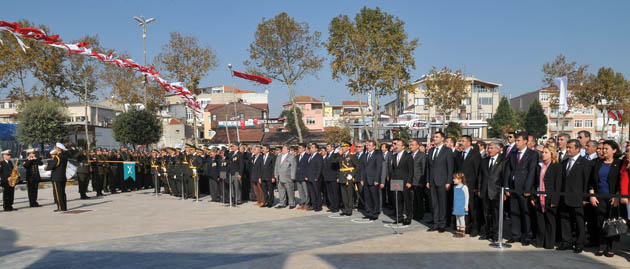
[477,141,506,241]
[585,140,598,161]
[577,131,591,157]
[274,145,297,209]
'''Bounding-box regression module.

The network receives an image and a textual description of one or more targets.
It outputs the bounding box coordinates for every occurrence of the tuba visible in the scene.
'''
[9,162,19,187]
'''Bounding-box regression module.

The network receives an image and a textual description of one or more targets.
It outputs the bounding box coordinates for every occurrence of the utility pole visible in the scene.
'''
[133,15,155,108]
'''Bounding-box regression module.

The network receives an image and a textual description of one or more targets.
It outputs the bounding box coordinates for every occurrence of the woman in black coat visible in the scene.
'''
[588,140,622,257]
[531,145,562,249]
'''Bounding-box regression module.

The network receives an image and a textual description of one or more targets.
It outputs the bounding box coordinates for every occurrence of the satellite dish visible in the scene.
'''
[208,130,216,139]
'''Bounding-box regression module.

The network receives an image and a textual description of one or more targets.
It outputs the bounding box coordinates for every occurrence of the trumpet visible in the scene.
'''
[9,162,19,187]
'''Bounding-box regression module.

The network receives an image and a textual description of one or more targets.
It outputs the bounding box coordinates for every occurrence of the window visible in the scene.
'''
[466,113,471,120]
[239,113,244,120]
[563,120,570,127]
[540,93,549,102]
[0,102,4,109]
[478,97,493,105]
[414,98,428,106]
[461,98,471,105]
[574,120,582,128]
[583,108,593,115]
[551,108,558,114]
[187,112,193,121]
[306,117,316,125]
[585,120,593,128]
[480,113,492,119]
[211,114,216,121]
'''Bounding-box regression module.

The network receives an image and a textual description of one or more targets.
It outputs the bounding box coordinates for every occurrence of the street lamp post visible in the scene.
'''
[133,15,155,109]
[228,63,241,143]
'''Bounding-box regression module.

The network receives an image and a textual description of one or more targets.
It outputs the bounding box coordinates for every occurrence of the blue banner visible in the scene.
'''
[123,162,136,181]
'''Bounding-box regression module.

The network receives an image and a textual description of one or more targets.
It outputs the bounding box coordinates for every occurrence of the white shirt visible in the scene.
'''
[281,153,288,163]
[433,145,443,160]
[587,152,597,160]
[566,154,579,171]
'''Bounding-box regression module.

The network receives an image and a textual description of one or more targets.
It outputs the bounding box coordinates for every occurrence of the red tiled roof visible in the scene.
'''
[205,103,268,112]
[210,128,264,143]
[169,118,183,125]
[342,100,369,106]
[224,85,255,94]
[250,104,269,111]
[283,96,322,105]
[204,104,225,111]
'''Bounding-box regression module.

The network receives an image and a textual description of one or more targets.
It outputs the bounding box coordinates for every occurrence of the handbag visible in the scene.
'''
[602,202,627,237]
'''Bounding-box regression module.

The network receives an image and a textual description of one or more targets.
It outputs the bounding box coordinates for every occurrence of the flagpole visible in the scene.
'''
[228,63,241,144]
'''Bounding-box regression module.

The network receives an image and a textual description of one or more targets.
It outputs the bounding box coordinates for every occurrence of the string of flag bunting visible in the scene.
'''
[0,20,201,112]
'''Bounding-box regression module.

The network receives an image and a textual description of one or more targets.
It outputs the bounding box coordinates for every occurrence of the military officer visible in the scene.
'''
[338,142,359,216]
[75,149,91,199]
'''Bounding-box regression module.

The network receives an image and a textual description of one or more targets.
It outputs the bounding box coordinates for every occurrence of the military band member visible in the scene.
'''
[1,149,16,211]
[50,143,69,212]
[150,149,161,194]
[23,148,43,207]
[338,142,359,216]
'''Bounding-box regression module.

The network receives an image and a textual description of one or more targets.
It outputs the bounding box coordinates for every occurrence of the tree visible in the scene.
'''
[16,98,70,148]
[424,67,468,132]
[393,126,412,142]
[0,19,67,101]
[112,108,162,147]
[488,97,514,138]
[514,110,527,131]
[574,67,627,136]
[66,35,103,149]
[155,32,218,146]
[324,126,352,144]
[245,12,324,143]
[326,7,418,143]
[280,106,308,136]
[445,122,462,139]
[524,99,548,139]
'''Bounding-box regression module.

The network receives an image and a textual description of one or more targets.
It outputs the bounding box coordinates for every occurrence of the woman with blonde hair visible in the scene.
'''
[531,145,562,249]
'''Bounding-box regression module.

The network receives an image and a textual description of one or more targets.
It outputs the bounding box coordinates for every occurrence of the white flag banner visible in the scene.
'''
[553,76,568,113]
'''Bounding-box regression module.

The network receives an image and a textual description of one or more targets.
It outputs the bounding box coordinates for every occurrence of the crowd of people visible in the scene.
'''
[1,130,630,258]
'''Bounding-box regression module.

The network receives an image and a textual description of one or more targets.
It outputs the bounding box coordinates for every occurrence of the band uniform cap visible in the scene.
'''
[1,149,10,155]
[26,148,36,153]
[55,142,67,151]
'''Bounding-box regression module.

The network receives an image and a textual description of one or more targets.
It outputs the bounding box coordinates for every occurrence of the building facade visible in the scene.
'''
[510,87,624,140]
[282,96,325,132]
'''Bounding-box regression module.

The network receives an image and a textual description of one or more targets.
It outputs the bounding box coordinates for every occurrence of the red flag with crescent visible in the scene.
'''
[233,70,272,85]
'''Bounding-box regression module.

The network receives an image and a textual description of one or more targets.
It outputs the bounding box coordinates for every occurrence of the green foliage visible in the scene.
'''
[324,126,352,145]
[280,106,308,136]
[514,110,527,131]
[112,108,162,146]
[393,126,412,142]
[245,12,324,143]
[423,67,468,131]
[488,97,514,138]
[16,98,70,145]
[445,122,462,139]
[524,100,548,139]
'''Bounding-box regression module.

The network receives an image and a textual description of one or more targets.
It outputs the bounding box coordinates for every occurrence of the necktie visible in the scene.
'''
[489,157,494,169]
[368,152,372,161]
[397,152,402,165]
[432,147,439,160]
[308,154,314,162]
[558,151,564,161]
[517,151,523,164]
[566,158,574,172]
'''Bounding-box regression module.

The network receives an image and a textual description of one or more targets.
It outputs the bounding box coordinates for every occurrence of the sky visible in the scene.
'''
[2,0,629,116]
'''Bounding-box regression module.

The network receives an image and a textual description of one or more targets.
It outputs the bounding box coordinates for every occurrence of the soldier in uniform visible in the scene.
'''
[160,148,172,194]
[190,146,204,200]
[218,148,229,203]
[338,142,359,216]
[75,149,91,199]
[88,150,103,196]
[168,148,182,197]
[149,149,161,193]
[50,143,69,212]
[23,148,43,207]
[206,147,220,202]
[96,149,109,195]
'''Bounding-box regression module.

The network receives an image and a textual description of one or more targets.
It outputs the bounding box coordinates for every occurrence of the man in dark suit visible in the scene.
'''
[503,132,517,158]
[427,131,454,232]
[260,145,276,207]
[409,139,427,221]
[390,140,414,225]
[504,132,538,245]
[323,143,340,213]
[456,135,482,236]
[227,144,245,204]
[23,149,43,207]
[361,140,384,220]
[295,143,311,209]
[477,142,506,241]
[1,150,16,211]
[306,143,323,211]
[557,139,592,253]
[51,143,69,212]
[248,146,264,206]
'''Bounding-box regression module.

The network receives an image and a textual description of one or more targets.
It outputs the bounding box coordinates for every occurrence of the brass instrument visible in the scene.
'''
[9,161,19,187]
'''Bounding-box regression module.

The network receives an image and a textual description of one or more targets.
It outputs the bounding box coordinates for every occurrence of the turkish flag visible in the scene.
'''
[233,70,272,85]
[254,119,259,125]
[240,120,246,130]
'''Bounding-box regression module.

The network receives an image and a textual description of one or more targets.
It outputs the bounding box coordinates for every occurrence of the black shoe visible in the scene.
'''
[30,203,41,207]
[331,209,339,213]
[289,206,295,209]
[362,216,371,219]
[573,248,583,253]
[314,208,322,212]
[556,245,570,251]
[402,220,411,226]
[506,239,516,244]
[595,251,604,256]
[369,217,378,221]
[438,228,445,233]
[275,205,286,209]
[479,235,488,240]
[80,196,90,200]
[521,239,530,246]
[427,227,438,232]
[604,252,614,258]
